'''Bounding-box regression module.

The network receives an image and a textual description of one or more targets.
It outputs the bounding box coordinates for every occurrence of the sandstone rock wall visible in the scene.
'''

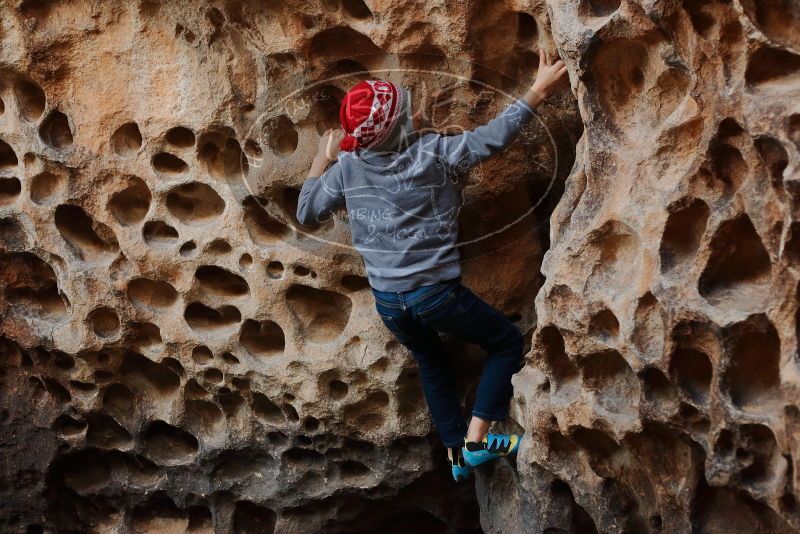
[481,0,800,532]
[0,0,580,532]
[3,0,795,532]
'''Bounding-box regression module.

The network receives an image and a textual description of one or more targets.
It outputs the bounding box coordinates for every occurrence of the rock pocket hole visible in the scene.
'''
[39,111,73,149]
[592,36,688,129]
[745,46,800,87]
[119,352,180,398]
[179,240,197,257]
[329,379,348,400]
[243,196,291,245]
[266,261,284,279]
[111,122,143,158]
[264,115,298,156]
[127,278,178,310]
[197,129,248,181]
[699,215,771,311]
[30,171,64,205]
[152,153,188,178]
[343,391,388,430]
[143,220,179,247]
[109,176,152,226]
[308,26,382,62]
[517,12,538,43]
[286,285,352,343]
[669,348,712,405]
[341,274,369,291]
[239,253,252,270]
[311,85,345,134]
[723,317,781,412]
[342,0,372,20]
[252,393,285,424]
[338,460,370,480]
[184,302,241,334]
[185,399,224,437]
[707,135,747,192]
[244,139,262,158]
[232,501,277,534]
[13,78,45,122]
[88,306,120,338]
[131,321,163,353]
[588,308,619,341]
[203,368,223,384]
[54,414,87,437]
[141,420,198,466]
[166,182,225,225]
[0,177,21,206]
[580,0,621,17]
[579,350,638,416]
[195,265,250,297]
[539,325,579,399]
[86,413,132,449]
[205,239,231,255]
[222,352,239,364]
[283,403,299,422]
[192,346,213,364]
[660,198,709,274]
[755,135,788,188]
[165,126,196,148]
[54,205,120,262]
[2,252,67,319]
[0,139,19,170]
[742,0,800,50]
[631,292,665,361]
[240,319,285,358]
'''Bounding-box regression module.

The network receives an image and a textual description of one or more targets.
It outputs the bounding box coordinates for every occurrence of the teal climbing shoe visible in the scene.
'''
[450,446,472,482]
[462,433,521,467]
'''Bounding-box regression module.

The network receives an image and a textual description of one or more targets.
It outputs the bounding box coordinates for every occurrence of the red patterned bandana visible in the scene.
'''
[339,79,405,152]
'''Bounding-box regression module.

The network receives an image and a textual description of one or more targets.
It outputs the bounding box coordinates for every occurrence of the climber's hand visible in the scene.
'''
[317,128,345,162]
[525,48,569,107]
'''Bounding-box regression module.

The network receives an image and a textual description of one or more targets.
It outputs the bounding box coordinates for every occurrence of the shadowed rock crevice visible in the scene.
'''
[698,215,772,311]
[54,205,119,262]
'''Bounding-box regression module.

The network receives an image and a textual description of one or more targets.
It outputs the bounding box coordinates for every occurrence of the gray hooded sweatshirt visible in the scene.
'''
[296,96,537,292]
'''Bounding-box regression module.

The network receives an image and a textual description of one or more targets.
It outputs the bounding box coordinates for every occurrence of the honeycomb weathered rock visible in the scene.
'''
[479,0,800,532]
[6,0,795,532]
[0,0,580,532]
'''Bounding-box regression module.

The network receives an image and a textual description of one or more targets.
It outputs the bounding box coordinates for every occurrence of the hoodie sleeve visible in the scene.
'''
[435,98,536,173]
[296,161,346,226]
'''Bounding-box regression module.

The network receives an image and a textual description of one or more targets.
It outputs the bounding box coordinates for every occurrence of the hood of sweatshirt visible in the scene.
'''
[360,86,417,157]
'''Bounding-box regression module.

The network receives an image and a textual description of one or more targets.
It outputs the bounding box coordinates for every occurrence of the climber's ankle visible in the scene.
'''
[466,416,490,443]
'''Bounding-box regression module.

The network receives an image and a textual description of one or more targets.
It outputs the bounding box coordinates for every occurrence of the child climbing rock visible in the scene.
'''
[297,49,569,481]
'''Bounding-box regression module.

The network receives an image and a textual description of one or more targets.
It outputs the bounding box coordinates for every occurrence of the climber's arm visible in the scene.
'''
[436,48,569,172]
[296,129,346,226]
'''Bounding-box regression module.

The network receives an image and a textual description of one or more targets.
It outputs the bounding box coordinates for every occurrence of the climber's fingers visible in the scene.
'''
[538,48,546,70]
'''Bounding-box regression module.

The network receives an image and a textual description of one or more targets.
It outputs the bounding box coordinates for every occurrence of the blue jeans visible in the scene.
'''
[371,277,524,447]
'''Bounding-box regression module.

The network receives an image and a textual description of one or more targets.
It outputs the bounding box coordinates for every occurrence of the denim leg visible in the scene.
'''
[471,316,524,420]
[373,295,467,447]
[416,283,524,421]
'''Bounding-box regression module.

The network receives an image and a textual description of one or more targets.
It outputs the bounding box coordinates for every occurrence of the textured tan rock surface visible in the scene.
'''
[479,0,800,533]
[0,0,581,532]
[5,0,796,532]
